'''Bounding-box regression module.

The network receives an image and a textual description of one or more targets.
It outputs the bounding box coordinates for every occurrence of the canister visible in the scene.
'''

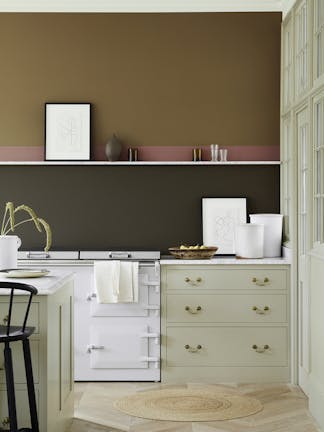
[234,224,264,259]
[249,214,283,257]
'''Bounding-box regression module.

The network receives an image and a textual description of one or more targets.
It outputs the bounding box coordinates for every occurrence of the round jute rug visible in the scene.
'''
[114,388,263,422]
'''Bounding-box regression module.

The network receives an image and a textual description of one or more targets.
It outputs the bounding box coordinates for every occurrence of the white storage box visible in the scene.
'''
[249,214,283,257]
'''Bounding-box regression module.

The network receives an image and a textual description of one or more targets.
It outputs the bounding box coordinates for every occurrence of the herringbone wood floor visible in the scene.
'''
[72,382,320,432]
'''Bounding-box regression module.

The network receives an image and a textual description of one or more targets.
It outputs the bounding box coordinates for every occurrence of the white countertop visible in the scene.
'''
[160,256,291,265]
[0,269,74,295]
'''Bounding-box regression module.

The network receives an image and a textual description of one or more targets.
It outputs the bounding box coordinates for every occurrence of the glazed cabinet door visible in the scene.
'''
[294,0,311,99]
[281,112,294,244]
[314,0,324,84]
[282,14,294,112]
[313,91,324,246]
[297,105,312,394]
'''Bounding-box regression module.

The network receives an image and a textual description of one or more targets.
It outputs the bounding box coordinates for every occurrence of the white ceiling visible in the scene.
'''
[0,0,283,13]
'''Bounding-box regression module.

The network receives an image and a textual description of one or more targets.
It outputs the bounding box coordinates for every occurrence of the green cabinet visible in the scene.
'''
[0,277,74,431]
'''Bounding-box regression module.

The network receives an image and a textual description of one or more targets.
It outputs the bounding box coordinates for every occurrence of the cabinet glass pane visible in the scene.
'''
[281,115,292,241]
[283,18,293,109]
[314,98,324,244]
[295,1,309,96]
[314,0,324,79]
[298,116,309,256]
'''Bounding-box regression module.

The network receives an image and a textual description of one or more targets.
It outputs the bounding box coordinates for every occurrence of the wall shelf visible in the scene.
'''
[0,161,280,166]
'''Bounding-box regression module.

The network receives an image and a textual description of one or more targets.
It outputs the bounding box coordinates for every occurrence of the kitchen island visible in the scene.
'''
[0,270,74,432]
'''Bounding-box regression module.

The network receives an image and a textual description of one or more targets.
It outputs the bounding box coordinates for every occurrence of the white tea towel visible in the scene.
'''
[94,261,120,303]
[118,261,139,303]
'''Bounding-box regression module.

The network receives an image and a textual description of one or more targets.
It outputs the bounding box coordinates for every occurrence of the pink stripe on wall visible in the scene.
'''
[0,145,279,162]
[0,146,44,161]
[93,145,280,162]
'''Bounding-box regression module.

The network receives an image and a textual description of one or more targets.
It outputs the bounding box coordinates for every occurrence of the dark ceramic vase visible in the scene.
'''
[105,134,122,161]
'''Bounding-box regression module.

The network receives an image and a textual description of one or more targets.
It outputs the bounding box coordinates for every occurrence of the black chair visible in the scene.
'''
[0,282,39,432]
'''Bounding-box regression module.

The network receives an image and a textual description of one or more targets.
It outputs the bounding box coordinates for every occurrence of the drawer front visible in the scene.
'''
[166,294,287,323]
[0,302,39,334]
[166,326,288,367]
[0,388,39,428]
[166,268,288,291]
[0,340,39,384]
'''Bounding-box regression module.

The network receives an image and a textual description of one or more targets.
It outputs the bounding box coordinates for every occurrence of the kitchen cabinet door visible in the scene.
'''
[89,324,149,369]
[295,0,311,99]
[313,90,324,245]
[296,105,312,394]
[281,112,294,245]
[314,0,324,84]
[282,14,294,112]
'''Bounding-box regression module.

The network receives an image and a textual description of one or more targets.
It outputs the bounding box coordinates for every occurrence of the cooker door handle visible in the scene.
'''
[108,252,131,259]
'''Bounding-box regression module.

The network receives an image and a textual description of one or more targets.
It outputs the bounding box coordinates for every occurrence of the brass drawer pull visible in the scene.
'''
[3,315,8,324]
[184,344,202,353]
[252,344,270,353]
[252,277,270,286]
[252,306,270,315]
[185,277,202,286]
[2,416,10,427]
[185,305,202,314]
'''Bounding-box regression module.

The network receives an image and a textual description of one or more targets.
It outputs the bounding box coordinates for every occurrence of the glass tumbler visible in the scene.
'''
[219,149,228,162]
[210,144,219,161]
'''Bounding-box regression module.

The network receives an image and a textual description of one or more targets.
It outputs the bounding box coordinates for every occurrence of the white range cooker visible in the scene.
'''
[18,250,161,382]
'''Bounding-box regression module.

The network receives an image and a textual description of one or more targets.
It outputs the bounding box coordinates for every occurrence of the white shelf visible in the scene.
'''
[0,161,280,166]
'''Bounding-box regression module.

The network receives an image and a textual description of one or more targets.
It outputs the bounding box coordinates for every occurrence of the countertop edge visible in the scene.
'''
[160,257,291,265]
[0,271,74,295]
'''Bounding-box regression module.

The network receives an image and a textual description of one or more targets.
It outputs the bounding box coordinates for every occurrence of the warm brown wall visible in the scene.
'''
[0,13,281,150]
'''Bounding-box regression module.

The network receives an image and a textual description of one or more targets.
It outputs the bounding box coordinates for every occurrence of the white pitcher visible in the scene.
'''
[0,235,22,270]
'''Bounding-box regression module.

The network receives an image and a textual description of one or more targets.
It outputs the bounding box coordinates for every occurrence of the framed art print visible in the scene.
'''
[45,103,91,161]
[202,198,247,254]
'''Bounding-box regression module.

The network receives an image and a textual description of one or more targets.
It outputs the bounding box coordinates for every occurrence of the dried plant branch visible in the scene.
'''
[6,202,15,233]
[4,218,34,235]
[37,218,52,252]
[1,204,8,235]
[1,202,52,252]
[14,205,42,232]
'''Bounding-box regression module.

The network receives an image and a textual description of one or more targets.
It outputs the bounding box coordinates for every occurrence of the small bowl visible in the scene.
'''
[168,246,218,260]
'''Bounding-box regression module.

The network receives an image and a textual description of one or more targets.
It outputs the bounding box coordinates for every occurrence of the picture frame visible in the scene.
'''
[45,103,91,161]
[202,198,247,255]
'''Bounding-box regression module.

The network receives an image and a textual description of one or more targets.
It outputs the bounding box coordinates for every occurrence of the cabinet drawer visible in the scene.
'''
[0,301,39,334]
[166,268,288,290]
[166,294,287,323]
[0,340,39,384]
[166,326,288,367]
[0,388,39,427]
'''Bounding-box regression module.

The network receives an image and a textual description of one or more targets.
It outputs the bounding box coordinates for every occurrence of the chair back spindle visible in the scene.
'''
[0,282,38,335]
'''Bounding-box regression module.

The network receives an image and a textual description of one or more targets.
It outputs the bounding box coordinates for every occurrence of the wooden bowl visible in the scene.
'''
[168,247,218,259]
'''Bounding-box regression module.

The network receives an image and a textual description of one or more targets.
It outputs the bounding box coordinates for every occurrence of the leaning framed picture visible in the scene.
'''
[202,198,247,255]
[45,103,91,161]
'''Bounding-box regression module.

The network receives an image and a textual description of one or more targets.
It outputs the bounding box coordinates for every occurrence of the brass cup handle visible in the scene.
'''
[185,305,202,314]
[185,344,202,353]
[252,277,270,286]
[185,277,202,286]
[252,306,270,315]
[252,344,270,353]
[2,416,10,427]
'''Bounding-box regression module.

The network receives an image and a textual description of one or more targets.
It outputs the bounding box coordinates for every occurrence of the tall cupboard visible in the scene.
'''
[281,0,324,428]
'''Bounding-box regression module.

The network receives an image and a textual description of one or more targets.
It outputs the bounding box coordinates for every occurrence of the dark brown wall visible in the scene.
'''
[0,166,279,253]
[0,13,281,150]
